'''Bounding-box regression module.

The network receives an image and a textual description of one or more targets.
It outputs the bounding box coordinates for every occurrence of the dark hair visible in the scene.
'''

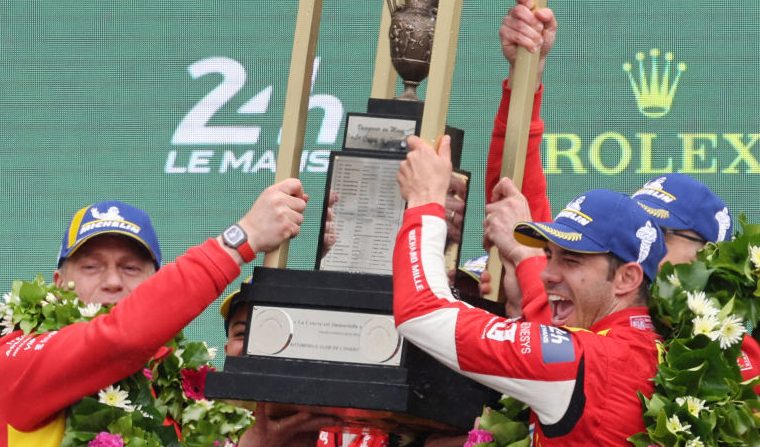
[605,253,651,305]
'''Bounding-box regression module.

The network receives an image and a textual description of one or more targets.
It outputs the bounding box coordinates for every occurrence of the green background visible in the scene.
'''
[2,1,758,364]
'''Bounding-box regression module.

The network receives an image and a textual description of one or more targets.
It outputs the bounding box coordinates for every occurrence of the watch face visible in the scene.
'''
[224,225,246,248]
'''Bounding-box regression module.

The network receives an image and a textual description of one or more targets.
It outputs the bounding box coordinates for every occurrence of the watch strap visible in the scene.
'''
[236,239,256,263]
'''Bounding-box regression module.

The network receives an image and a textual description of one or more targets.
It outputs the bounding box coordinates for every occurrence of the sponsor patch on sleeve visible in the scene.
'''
[738,350,753,372]
[540,325,575,364]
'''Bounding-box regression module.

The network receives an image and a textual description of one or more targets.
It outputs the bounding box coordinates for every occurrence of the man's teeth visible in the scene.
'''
[548,294,568,302]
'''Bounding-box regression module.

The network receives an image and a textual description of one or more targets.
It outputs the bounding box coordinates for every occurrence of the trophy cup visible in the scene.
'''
[205,0,498,437]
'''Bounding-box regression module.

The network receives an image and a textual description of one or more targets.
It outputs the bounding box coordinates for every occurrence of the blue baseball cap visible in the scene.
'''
[631,174,732,243]
[458,254,488,283]
[513,190,666,282]
[57,200,161,270]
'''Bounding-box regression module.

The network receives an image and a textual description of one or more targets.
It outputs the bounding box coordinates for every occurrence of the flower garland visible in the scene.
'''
[464,219,760,447]
[629,219,760,446]
[0,276,254,447]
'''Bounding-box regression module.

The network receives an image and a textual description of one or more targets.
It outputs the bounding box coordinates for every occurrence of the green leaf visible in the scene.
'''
[19,281,46,305]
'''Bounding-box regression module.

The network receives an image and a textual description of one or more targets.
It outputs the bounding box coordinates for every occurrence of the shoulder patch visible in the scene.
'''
[540,325,575,364]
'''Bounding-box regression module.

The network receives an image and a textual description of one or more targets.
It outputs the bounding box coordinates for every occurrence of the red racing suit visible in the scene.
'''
[393,204,660,446]
[0,239,240,447]
[488,79,760,393]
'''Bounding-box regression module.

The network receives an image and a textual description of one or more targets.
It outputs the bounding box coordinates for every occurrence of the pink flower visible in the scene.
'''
[463,428,494,447]
[181,365,214,400]
[142,368,153,381]
[88,432,124,447]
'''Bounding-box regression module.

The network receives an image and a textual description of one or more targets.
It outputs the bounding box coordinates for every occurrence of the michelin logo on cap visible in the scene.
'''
[635,221,658,264]
[632,177,676,203]
[556,196,592,226]
[715,208,731,242]
[80,206,142,235]
[58,200,161,269]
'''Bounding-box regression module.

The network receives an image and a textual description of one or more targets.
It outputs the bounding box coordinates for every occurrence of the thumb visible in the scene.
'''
[406,135,427,152]
[492,177,520,202]
[437,135,452,163]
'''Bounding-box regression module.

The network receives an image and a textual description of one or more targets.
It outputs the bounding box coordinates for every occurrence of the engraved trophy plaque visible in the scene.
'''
[205,0,497,435]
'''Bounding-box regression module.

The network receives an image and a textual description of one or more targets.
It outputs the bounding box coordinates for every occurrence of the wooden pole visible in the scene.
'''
[483,0,547,302]
[264,0,323,268]
[419,0,464,142]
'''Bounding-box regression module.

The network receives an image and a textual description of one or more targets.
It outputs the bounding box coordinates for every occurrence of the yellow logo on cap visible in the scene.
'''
[637,202,670,219]
[623,49,686,118]
[535,223,582,242]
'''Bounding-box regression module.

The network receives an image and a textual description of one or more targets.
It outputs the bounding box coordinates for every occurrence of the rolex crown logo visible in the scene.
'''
[623,49,686,118]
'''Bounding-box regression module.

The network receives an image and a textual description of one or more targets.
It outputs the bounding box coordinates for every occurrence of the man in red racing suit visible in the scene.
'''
[0,179,308,447]
[394,135,666,446]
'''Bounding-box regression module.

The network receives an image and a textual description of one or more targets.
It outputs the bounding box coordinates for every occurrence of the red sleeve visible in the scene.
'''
[0,238,240,431]
[485,79,551,223]
[739,335,760,395]
[393,204,583,425]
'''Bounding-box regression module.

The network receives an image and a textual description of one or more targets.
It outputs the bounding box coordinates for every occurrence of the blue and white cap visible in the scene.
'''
[57,200,161,269]
[632,173,732,243]
[513,189,666,282]
[458,254,488,283]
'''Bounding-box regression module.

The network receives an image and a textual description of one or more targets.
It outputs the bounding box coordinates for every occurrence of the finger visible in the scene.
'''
[328,191,339,206]
[274,178,305,197]
[287,208,305,226]
[515,0,534,10]
[405,135,431,153]
[281,194,308,213]
[479,281,492,296]
[510,3,542,29]
[492,177,521,201]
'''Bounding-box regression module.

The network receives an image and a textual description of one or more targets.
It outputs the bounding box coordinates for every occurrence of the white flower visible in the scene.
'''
[716,315,746,350]
[692,315,719,338]
[45,293,57,304]
[665,414,691,434]
[675,396,707,417]
[750,245,760,271]
[97,385,135,412]
[2,292,19,305]
[667,273,681,287]
[78,302,102,318]
[0,307,14,336]
[685,437,704,447]
[686,291,718,317]
[134,404,153,419]
[206,346,218,360]
[196,399,214,411]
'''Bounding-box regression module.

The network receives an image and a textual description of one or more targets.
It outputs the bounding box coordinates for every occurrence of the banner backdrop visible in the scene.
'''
[2,1,758,360]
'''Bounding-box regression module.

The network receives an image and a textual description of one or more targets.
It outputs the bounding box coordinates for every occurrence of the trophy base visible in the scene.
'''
[205,268,499,433]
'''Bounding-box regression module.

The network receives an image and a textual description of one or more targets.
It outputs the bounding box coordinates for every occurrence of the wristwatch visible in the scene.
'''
[221,224,256,262]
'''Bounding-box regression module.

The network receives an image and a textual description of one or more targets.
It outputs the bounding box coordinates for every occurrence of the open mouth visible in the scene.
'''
[549,294,574,326]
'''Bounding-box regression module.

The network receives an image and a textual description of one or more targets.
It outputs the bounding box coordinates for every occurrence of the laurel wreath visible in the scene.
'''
[0,277,254,447]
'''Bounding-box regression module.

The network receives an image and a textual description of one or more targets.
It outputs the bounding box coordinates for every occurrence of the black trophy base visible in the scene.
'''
[205,268,499,434]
